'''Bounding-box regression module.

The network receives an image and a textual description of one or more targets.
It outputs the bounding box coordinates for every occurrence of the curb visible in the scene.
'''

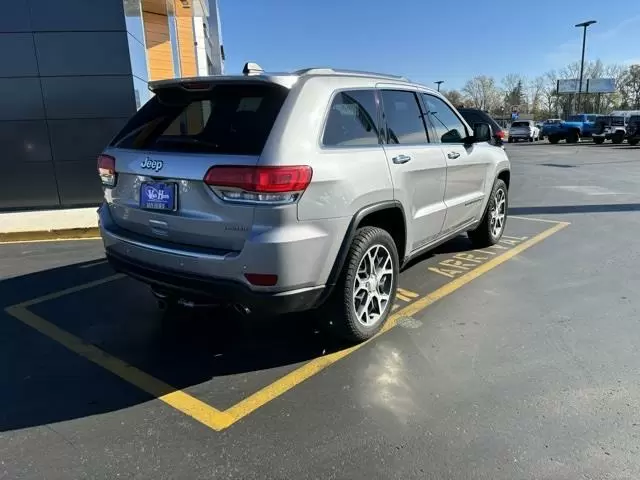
[0,227,101,244]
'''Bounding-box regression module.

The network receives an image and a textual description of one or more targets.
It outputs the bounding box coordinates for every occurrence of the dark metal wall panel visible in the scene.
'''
[27,0,126,32]
[0,78,45,121]
[0,33,38,77]
[0,120,52,165]
[41,76,137,119]
[54,161,105,206]
[0,0,141,210]
[48,118,128,163]
[0,1,32,33]
[34,32,132,77]
[0,163,60,209]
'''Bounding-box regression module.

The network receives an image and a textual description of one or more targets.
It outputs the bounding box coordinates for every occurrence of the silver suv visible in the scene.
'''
[98,63,511,342]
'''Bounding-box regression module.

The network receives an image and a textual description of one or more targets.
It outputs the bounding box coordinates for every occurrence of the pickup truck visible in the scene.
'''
[542,114,599,144]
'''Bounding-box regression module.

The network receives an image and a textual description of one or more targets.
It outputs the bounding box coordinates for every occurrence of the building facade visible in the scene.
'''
[0,0,223,211]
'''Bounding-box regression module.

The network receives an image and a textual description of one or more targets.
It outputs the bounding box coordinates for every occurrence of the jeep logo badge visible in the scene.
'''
[140,157,163,172]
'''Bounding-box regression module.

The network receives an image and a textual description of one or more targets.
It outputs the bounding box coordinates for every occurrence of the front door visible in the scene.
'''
[378,89,447,252]
[421,93,489,233]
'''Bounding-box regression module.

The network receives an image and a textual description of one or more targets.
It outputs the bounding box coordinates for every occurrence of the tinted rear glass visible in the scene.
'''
[511,121,530,127]
[611,116,625,125]
[110,83,288,155]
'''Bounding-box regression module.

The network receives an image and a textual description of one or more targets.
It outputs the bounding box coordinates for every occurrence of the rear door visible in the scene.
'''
[103,82,289,251]
[421,93,489,233]
[378,89,447,252]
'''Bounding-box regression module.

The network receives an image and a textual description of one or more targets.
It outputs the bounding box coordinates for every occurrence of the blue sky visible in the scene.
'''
[217,0,640,90]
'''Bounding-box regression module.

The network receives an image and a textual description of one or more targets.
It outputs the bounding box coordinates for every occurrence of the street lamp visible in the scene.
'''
[434,80,444,92]
[575,20,596,114]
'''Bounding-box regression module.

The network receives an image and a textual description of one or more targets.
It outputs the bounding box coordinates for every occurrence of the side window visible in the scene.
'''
[322,90,380,147]
[422,94,467,144]
[380,90,428,144]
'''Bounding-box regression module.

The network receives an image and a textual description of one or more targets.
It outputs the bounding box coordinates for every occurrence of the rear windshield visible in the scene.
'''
[630,116,640,123]
[611,116,625,125]
[511,121,530,127]
[596,116,610,124]
[110,83,288,155]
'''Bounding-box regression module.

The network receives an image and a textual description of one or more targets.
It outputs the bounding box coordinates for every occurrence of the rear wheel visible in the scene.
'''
[612,132,624,144]
[593,137,605,145]
[529,136,534,142]
[629,138,639,146]
[321,226,399,343]
[508,137,513,143]
[566,130,580,143]
[548,135,560,144]
[468,179,508,248]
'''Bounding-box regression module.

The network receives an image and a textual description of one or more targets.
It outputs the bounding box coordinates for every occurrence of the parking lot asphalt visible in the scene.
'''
[2,141,640,479]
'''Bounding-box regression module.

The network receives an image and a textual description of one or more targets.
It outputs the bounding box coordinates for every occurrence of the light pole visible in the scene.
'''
[575,20,596,114]
[435,80,444,92]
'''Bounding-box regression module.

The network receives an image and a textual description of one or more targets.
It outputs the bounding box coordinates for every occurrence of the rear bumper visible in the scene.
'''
[106,249,324,314]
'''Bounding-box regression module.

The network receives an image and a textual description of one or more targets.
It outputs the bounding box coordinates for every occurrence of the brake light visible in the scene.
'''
[97,154,116,187]
[204,165,313,204]
[495,130,505,139]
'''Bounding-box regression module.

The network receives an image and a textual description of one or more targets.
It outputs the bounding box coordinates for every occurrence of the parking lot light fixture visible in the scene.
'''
[575,20,597,114]
[435,80,444,92]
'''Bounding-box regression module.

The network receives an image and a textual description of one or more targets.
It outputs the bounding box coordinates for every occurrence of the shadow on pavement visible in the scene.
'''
[510,203,640,215]
[0,236,476,432]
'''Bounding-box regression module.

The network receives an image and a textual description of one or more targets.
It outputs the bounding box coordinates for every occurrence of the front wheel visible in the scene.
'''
[321,226,399,343]
[629,138,639,146]
[612,133,624,144]
[548,135,560,144]
[468,179,508,248]
[593,137,605,145]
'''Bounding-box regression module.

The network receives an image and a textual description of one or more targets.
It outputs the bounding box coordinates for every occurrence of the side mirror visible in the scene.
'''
[472,122,491,143]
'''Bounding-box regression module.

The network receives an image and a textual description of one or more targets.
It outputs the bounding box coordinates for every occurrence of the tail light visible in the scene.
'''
[204,165,313,205]
[97,154,117,187]
[495,130,505,139]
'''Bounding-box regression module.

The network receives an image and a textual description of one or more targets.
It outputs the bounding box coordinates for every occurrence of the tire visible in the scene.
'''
[468,179,508,248]
[508,137,513,143]
[529,136,534,142]
[548,135,560,144]
[320,226,399,343]
[566,131,580,143]
[612,133,624,144]
[629,138,639,146]
[593,137,604,145]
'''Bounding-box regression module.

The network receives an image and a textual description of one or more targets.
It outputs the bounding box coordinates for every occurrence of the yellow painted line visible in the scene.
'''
[0,236,102,245]
[509,215,567,224]
[223,221,569,426]
[0,227,100,244]
[397,288,419,298]
[395,292,411,302]
[4,305,235,431]
[5,220,570,432]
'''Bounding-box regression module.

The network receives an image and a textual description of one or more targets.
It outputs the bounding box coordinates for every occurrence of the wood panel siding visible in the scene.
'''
[142,10,173,81]
[174,1,197,77]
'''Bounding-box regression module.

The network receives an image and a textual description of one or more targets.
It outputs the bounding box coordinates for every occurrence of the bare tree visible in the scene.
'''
[525,76,545,114]
[462,76,501,112]
[619,64,640,109]
[442,89,464,107]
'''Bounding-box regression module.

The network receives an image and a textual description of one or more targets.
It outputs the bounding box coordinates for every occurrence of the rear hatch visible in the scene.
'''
[101,81,289,251]
[627,116,640,135]
[510,121,531,135]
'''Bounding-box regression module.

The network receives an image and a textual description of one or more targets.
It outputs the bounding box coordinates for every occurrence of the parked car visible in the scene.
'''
[543,114,598,144]
[535,121,545,139]
[457,108,506,146]
[97,63,511,342]
[592,115,627,144]
[626,115,640,146]
[508,120,540,142]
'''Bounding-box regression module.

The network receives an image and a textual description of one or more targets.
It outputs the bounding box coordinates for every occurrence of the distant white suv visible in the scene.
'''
[98,63,511,342]
[508,120,540,142]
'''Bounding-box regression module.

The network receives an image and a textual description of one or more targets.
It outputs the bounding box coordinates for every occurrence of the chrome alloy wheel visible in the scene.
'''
[353,245,394,327]
[490,187,506,238]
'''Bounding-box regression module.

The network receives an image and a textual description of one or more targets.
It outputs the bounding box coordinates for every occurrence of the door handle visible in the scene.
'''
[392,154,411,164]
[447,152,460,159]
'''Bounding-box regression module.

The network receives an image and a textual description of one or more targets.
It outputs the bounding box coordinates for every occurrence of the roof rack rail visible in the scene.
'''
[294,68,409,82]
